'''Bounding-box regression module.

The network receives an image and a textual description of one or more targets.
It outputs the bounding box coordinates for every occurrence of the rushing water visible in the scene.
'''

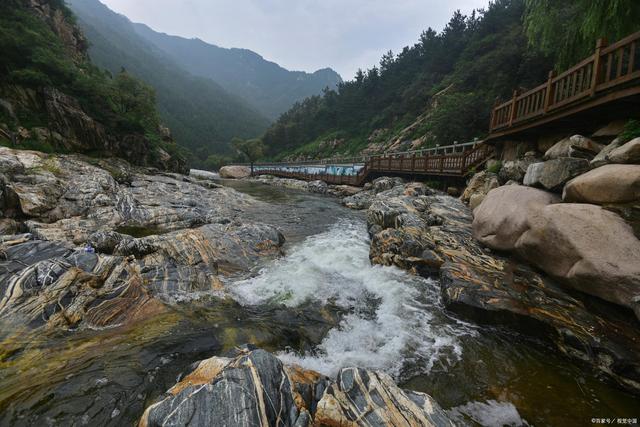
[1,179,639,426]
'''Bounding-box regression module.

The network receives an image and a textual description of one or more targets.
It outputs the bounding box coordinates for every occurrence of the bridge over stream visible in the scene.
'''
[251,141,493,187]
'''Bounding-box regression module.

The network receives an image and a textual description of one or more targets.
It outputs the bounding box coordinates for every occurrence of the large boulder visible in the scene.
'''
[139,347,453,427]
[608,137,640,164]
[590,138,624,167]
[461,170,499,210]
[366,187,640,392]
[219,165,251,179]
[498,151,540,183]
[516,204,640,319]
[563,164,640,204]
[472,185,560,251]
[544,135,604,160]
[523,158,590,192]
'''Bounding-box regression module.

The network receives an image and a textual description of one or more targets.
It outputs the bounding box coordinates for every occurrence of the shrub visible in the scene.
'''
[487,160,502,174]
[619,119,640,143]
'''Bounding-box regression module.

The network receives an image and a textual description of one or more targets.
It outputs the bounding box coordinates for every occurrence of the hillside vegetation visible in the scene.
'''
[262,0,638,161]
[0,0,186,171]
[67,0,271,166]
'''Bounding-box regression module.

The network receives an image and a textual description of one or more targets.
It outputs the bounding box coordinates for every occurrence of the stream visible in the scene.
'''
[0,179,638,426]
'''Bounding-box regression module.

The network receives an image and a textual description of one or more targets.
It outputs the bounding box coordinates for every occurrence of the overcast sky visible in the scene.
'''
[101,0,488,79]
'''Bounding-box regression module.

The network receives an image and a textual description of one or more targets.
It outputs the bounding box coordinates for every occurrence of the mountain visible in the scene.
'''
[67,0,270,163]
[0,0,186,172]
[132,24,342,121]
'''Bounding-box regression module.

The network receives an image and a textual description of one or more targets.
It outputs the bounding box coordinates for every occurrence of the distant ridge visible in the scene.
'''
[132,23,342,120]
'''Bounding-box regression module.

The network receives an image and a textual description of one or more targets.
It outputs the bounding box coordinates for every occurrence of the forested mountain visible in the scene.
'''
[263,0,552,159]
[132,24,342,120]
[0,0,186,172]
[263,0,640,161]
[67,0,270,164]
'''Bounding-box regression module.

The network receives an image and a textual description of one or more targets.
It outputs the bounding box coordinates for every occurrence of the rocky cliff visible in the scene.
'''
[0,0,187,172]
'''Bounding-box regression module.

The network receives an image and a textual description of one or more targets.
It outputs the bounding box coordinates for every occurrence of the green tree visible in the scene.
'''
[524,0,640,69]
[232,137,264,175]
[110,70,159,133]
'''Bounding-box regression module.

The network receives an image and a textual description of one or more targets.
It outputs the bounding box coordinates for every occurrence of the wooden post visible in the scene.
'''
[591,37,607,96]
[411,154,416,172]
[508,90,519,126]
[543,70,556,113]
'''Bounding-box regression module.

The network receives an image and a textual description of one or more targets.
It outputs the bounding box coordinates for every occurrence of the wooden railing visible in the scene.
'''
[253,142,493,186]
[490,31,640,132]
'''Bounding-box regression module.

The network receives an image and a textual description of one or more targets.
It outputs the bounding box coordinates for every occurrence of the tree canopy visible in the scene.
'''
[524,0,640,69]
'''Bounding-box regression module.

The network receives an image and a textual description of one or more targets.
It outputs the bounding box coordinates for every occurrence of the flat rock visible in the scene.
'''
[0,147,257,244]
[563,164,640,204]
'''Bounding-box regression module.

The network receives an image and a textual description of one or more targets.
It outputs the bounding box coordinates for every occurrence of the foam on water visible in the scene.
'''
[230,218,473,378]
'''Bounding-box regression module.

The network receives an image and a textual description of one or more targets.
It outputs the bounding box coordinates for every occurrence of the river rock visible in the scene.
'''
[498,152,539,184]
[0,147,257,244]
[472,185,560,251]
[461,170,499,209]
[544,135,604,160]
[307,180,328,194]
[516,203,640,319]
[591,138,624,167]
[523,158,590,192]
[608,137,640,164]
[343,176,406,210]
[563,164,640,204]
[139,347,453,427]
[0,221,284,330]
[0,148,286,332]
[366,184,640,393]
[219,165,251,179]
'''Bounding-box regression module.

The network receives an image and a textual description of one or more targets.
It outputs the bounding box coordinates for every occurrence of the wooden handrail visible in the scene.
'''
[490,30,640,133]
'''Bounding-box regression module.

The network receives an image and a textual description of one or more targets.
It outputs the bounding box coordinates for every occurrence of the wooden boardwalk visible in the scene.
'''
[488,32,640,139]
[239,31,640,187]
[253,142,493,186]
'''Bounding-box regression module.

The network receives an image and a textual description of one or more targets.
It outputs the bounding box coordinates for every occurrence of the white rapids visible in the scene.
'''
[230,218,474,379]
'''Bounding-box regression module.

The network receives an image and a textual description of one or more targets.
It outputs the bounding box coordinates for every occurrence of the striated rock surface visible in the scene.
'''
[139,347,453,427]
[0,148,285,331]
[0,147,256,243]
[563,164,640,204]
[366,182,640,393]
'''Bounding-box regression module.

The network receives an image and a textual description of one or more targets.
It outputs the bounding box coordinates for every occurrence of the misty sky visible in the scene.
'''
[101,0,488,79]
